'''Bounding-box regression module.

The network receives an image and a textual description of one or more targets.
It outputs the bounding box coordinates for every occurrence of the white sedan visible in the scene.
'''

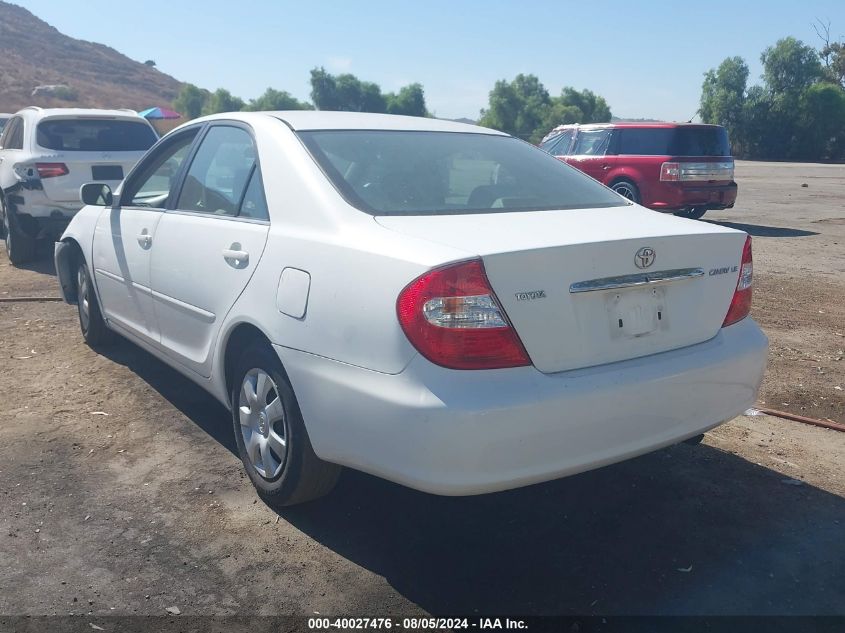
[55,112,768,505]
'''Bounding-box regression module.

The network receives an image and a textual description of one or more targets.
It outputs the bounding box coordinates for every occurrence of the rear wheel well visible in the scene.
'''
[223,323,275,406]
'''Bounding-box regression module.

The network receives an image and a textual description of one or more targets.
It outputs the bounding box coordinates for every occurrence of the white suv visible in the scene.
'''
[0,107,158,264]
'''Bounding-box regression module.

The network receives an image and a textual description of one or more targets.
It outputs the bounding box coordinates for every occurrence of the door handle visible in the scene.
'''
[137,231,152,248]
[602,164,611,170]
[223,247,249,266]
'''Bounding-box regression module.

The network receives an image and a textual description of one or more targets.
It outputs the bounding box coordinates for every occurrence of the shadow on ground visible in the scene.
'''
[705,220,818,238]
[101,338,845,616]
[100,339,236,454]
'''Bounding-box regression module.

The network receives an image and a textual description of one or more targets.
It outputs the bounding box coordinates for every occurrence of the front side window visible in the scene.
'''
[122,129,199,208]
[299,130,624,216]
[541,130,574,156]
[571,129,611,156]
[37,119,157,151]
[176,126,257,217]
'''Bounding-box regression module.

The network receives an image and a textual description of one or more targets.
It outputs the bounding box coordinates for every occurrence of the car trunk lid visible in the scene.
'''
[377,205,748,373]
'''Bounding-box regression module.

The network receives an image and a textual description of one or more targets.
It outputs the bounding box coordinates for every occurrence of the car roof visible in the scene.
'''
[192,110,505,135]
[553,122,723,130]
[15,107,146,120]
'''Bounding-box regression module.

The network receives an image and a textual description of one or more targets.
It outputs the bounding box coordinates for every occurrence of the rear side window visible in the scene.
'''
[2,117,24,150]
[618,129,674,155]
[673,127,730,156]
[571,129,611,155]
[617,127,730,157]
[0,118,8,135]
[36,119,157,151]
[299,130,624,216]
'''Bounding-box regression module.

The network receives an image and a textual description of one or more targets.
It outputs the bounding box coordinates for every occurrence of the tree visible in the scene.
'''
[699,57,749,152]
[202,88,245,115]
[144,59,156,67]
[556,87,611,123]
[814,19,845,88]
[761,37,823,96]
[479,74,552,142]
[385,83,428,117]
[479,76,612,142]
[245,88,311,111]
[173,83,210,119]
[797,82,845,159]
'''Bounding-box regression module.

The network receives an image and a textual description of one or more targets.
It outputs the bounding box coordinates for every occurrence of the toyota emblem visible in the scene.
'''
[635,247,656,269]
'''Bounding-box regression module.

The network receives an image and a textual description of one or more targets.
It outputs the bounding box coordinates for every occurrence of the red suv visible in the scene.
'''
[539,123,737,219]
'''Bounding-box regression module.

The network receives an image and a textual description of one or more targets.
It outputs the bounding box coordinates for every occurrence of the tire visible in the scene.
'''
[674,207,707,220]
[76,257,113,347]
[611,180,640,204]
[231,344,341,506]
[2,199,37,266]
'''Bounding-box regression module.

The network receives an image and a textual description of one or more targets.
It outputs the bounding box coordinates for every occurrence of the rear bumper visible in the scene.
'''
[646,181,738,212]
[4,189,81,237]
[277,318,768,496]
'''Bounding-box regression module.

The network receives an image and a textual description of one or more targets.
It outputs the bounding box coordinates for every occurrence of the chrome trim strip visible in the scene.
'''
[94,268,124,284]
[569,268,705,293]
[151,289,216,322]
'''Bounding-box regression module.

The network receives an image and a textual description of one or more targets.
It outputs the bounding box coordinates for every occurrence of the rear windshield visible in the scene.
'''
[617,127,731,157]
[37,119,158,152]
[298,130,625,216]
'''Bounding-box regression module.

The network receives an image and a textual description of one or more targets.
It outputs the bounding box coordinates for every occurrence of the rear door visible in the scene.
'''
[566,128,615,183]
[34,117,158,203]
[92,127,200,343]
[150,123,270,378]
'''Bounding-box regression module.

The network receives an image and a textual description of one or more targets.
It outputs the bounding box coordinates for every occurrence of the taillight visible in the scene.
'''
[722,236,753,327]
[660,162,680,181]
[397,259,530,370]
[35,163,69,178]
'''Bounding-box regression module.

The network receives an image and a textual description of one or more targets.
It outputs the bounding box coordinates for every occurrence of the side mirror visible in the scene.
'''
[80,183,113,206]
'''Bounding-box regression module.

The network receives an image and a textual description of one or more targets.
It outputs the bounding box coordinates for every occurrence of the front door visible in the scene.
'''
[92,128,200,344]
[150,123,270,378]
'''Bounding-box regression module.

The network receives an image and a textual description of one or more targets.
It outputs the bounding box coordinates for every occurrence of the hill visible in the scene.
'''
[0,1,182,114]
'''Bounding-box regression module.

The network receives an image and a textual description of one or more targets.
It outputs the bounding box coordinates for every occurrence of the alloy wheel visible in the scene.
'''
[77,266,91,332]
[238,368,288,480]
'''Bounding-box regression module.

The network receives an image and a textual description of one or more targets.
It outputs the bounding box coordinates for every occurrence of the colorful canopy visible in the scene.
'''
[138,106,182,120]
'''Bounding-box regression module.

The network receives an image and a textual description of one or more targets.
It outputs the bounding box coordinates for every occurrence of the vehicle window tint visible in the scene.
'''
[299,130,624,216]
[0,118,9,135]
[673,127,730,156]
[572,129,610,155]
[618,129,674,155]
[36,119,157,151]
[238,168,269,221]
[176,126,256,217]
[3,118,24,150]
[123,129,199,208]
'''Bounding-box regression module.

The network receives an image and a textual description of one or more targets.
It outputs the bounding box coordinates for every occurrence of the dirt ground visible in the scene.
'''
[0,160,843,618]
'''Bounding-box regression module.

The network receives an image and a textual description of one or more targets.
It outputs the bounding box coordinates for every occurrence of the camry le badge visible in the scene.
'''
[634,247,656,269]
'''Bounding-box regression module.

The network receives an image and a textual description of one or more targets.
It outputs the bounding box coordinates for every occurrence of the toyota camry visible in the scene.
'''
[55,112,768,505]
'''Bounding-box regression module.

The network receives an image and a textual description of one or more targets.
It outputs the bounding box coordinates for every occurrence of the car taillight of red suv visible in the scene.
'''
[539,123,737,220]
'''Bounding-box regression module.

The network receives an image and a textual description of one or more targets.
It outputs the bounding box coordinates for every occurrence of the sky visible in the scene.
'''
[14,0,845,121]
